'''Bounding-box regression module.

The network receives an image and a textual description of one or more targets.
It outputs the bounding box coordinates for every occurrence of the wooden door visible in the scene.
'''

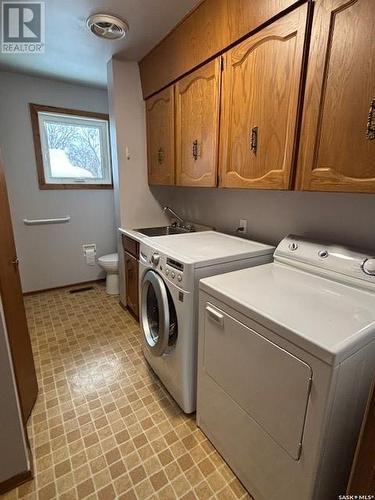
[124,251,139,320]
[0,153,37,424]
[175,58,221,187]
[296,0,375,193]
[146,86,175,185]
[219,4,308,189]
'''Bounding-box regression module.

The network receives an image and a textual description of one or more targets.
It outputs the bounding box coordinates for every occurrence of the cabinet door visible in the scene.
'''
[296,0,375,193]
[219,5,308,189]
[175,58,221,187]
[146,87,175,185]
[124,252,139,320]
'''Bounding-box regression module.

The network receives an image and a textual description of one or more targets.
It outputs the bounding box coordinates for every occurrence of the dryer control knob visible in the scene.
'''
[363,258,375,276]
[177,274,182,282]
[171,271,175,279]
[151,253,160,266]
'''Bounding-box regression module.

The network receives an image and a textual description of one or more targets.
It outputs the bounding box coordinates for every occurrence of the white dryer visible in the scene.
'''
[138,231,274,413]
[197,235,375,500]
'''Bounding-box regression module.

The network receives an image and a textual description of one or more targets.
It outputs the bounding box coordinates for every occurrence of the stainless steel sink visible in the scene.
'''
[135,226,194,237]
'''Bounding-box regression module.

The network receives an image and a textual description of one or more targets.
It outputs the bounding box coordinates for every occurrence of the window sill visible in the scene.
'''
[38,183,113,190]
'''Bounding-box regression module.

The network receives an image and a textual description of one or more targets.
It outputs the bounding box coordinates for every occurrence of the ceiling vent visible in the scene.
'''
[86,14,129,40]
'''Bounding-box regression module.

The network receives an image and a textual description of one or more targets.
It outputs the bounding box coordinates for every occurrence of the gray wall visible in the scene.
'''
[0,295,29,483]
[0,71,116,292]
[153,187,375,251]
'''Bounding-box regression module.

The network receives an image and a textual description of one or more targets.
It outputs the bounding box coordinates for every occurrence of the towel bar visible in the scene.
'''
[23,216,71,226]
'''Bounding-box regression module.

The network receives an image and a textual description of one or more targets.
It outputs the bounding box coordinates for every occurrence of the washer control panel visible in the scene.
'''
[140,242,187,289]
[165,257,184,286]
[151,252,160,266]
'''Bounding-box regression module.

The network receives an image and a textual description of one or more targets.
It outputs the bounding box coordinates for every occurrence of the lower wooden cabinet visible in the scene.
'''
[175,58,221,187]
[296,0,375,193]
[219,4,308,189]
[124,251,139,320]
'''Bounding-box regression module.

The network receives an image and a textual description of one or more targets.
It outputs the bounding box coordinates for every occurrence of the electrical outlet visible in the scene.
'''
[238,219,247,234]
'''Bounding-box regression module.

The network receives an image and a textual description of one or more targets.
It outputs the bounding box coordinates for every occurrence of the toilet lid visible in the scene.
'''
[98,253,118,264]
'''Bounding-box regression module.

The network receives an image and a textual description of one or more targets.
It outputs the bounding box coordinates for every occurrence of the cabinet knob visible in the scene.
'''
[250,127,258,154]
[192,139,200,161]
[366,98,375,140]
[157,148,164,164]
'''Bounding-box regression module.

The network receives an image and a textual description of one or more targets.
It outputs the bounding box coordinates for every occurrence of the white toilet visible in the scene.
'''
[98,253,119,295]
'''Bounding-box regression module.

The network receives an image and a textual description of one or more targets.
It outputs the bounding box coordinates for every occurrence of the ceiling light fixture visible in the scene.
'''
[86,14,129,40]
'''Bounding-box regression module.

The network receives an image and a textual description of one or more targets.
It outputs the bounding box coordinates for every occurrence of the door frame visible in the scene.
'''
[0,151,38,423]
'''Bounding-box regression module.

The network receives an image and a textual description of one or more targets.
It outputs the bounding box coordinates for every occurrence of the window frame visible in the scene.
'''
[29,103,113,190]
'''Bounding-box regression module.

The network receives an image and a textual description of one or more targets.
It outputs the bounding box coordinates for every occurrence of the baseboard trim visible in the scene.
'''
[0,470,32,495]
[23,279,105,296]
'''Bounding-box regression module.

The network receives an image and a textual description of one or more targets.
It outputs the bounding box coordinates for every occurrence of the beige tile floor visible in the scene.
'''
[2,283,251,500]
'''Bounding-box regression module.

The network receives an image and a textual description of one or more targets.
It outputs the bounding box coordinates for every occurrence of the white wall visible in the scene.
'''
[0,295,29,483]
[0,71,116,292]
[107,58,168,229]
[153,187,375,251]
[107,58,168,303]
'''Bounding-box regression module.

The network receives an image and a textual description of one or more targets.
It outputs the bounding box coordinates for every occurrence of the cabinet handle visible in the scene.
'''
[250,127,258,154]
[206,305,224,327]
[366,98,375,140]
[157,148,164,164]
[192,139,200,161]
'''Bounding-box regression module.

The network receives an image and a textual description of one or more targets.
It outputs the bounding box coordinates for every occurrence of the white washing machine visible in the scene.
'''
[138,231,274,413]
[197,235,375,500]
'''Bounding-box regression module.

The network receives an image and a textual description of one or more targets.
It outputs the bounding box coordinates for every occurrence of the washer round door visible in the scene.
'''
[141,270,178,356]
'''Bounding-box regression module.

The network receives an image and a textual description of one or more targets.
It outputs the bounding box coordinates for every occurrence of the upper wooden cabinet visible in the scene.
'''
[175,59,221,187]
[146,87,175,185]
[219,5,308,189]
[139,0,300,98]
[297,0,375,193]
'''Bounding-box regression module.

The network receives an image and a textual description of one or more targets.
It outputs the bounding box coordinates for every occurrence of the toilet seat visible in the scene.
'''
[98,253,118,273]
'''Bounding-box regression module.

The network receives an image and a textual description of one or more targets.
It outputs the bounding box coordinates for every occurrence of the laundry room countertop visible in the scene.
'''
[118,227,149,243]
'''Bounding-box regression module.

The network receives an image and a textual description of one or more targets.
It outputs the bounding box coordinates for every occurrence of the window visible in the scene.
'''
[30,103,112,189]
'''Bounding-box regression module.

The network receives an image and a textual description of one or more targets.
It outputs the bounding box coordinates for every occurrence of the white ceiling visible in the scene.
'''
[0,0,200,88]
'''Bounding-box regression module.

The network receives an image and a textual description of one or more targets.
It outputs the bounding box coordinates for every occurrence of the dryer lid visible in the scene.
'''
[199,262,375,365]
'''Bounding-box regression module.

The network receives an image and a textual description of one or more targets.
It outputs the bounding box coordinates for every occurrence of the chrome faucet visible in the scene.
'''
[163,206,188,227]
